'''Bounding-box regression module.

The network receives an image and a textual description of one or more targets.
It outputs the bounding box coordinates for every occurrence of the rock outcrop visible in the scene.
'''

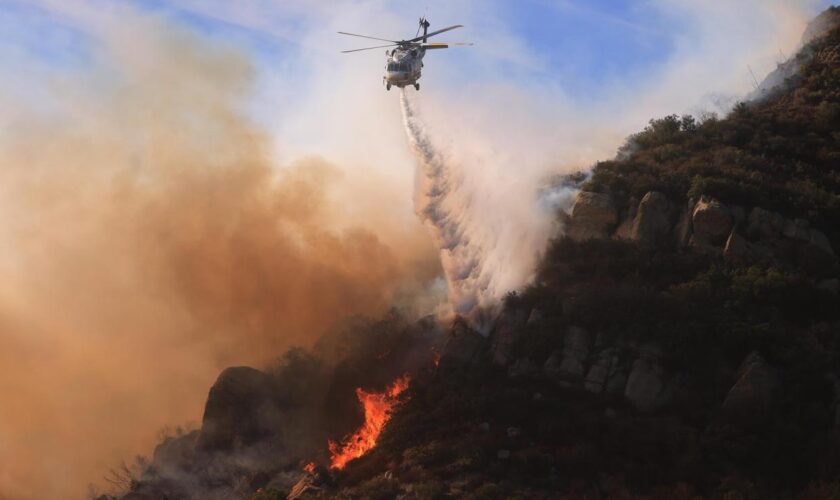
[720,351,777,423]
[583,348,620,394]
[808,228,835,256]
[623,344,672,412]
[542,351,563,380]
[613,197,639,240]
[691,196,732,247]
[508,357,539,379]
[723,230,750,262]
[629,191,672,245]
[196,367,280,452]
[566,192,617,241]
[490,309,528,366]
[556,326,591,382]
[565,191,836,271]
[440,317,486,369]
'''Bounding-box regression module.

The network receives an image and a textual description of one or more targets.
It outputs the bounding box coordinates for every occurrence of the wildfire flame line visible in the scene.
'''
[328,375,411,469]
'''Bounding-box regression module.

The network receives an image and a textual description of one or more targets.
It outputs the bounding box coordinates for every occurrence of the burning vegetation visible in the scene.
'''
[328,375,411,469]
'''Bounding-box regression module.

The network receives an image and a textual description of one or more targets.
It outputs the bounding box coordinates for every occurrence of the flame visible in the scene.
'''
[303,462,316,474]
[328,375,411,469]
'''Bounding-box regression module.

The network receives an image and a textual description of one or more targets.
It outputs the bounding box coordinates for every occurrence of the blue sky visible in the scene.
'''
[1,0,836,167]
[3,0,832,103]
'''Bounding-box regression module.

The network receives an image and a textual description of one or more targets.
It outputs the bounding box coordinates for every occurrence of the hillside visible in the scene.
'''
[101,8,840,500]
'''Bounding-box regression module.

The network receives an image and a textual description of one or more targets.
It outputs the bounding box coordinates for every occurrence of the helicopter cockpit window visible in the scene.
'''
[387,62,397,71]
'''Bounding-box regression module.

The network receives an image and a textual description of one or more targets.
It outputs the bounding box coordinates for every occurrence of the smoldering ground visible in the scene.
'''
[0,18,441,500]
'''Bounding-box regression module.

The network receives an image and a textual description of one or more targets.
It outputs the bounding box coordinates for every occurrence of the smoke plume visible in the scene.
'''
[0,17,439,500]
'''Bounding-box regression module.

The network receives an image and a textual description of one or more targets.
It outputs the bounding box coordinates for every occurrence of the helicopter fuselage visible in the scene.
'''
[384,47,425,89]
[340,17,467,91]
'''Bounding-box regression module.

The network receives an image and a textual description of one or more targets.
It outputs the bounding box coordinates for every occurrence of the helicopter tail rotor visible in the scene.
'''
[419,17,431,42]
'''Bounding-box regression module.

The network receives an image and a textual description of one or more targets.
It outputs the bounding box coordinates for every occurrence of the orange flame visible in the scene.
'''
[328,375,410,469]
[303,462,316,474]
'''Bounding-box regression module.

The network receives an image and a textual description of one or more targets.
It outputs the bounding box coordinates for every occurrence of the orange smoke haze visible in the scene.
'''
[0,18,438,500]
[328,375,411,470]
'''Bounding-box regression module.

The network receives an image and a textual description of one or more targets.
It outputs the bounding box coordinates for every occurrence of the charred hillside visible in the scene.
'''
[103,8,840,500]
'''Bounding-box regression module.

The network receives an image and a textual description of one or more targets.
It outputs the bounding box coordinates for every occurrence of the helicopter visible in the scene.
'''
[339,17,472,91]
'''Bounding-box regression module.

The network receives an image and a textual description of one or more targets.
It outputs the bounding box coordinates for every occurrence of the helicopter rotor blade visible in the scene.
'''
[341,43,399,54]
[407,24,463,43]
[337,32,399,44]
[421,42,473,50]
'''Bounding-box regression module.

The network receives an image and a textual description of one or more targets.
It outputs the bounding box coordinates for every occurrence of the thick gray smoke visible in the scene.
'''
[400,90,486,314]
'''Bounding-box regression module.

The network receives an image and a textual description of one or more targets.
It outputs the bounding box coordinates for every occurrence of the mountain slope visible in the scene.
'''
[102,8,840,500]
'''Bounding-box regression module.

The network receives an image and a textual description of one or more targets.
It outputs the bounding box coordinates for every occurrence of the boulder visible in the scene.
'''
[720,352,777,422]
[557,326,590,381]
[783,218,811,241]
[723,230,750,263]
[809,228,835,256]
[508,358,538,379]
[566,191,618,241]
[613,216,635,240]
[747,207,785,240]
[624,358,668,412]
[630,191,672,245]
[440,317,485,368]
[613,197,639,240]
[491,309,528,366]
[196,367,281,452]
[604,368,629,397]
[796,228,837,274]
[674,199,695,248]
[584,349,618,394]
[691,196,732,246]
[543,351,563,380]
